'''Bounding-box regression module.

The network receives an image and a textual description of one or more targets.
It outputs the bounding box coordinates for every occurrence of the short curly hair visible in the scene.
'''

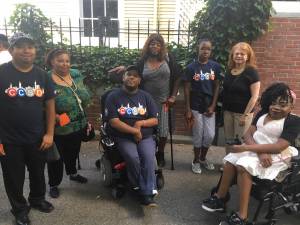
[260,82,294,113]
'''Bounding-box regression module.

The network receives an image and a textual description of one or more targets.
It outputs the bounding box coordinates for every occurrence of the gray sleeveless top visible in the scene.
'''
[142,61,170,105]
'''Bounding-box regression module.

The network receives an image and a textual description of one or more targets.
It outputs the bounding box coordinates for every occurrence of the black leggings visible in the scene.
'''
[47,130,82,187]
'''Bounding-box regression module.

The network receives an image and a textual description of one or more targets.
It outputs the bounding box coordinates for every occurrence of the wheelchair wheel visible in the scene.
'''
[112,185,126,199]
[218,222,229,225]
[210,186,231,203]
[100,156,113,187]
[284,206,293,215]
[156,169,164,190]
[95,159,101,169]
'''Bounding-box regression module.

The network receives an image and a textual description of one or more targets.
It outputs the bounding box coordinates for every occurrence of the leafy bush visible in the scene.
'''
[8,1,273,93]
[9,4,54,46]
[167,42,194,68]
[9,3,62,66]
[35,44,189,92]
[70,46,140,90]
[190,0,273,68]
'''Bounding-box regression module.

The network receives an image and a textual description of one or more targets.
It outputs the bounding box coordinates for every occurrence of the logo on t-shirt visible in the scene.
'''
[5,81,44,98]
[193,69,215,81]
[118,103,146,116]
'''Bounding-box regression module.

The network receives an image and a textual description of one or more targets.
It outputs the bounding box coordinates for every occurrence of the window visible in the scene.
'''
[81,0,118,37]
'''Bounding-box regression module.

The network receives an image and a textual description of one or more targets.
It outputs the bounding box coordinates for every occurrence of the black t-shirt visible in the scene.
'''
[0,62,55,144]
[223,67,259,113]
[252,111,300,147]
[183,59,221,113]
[105,88,158,140]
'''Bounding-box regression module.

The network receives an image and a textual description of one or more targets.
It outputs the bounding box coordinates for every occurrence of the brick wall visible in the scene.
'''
[252,17,300,115]
[87,17,300,135]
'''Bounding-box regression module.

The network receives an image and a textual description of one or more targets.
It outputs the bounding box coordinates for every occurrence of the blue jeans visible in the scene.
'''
[116,136,156,195]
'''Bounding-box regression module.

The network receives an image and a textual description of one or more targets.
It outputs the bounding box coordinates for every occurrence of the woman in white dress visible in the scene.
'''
[202,82,300,225]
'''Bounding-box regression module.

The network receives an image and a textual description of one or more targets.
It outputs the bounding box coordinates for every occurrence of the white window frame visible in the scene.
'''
[80,0,118,37]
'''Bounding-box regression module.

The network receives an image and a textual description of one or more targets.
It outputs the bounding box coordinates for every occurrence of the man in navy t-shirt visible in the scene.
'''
[105,65,159,206]
[0,33,56,225]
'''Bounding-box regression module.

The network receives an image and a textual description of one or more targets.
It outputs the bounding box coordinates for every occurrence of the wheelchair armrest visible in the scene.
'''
[100,124,115,147]
[101,136,114,147]
[291,155,300,163]
[290,155,300,172]
[100,125,107,136]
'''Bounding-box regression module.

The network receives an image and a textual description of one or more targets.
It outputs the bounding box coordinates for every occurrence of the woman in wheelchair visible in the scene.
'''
[105,65,159,206]
[202,82,300,225]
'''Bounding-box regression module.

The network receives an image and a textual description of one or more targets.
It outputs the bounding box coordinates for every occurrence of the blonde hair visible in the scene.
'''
[228,42,257,70]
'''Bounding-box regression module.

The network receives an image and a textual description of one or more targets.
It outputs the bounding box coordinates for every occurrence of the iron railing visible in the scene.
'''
[0,17,193,50]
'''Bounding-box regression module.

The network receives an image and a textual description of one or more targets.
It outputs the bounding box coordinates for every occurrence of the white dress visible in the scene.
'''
[224,114,298,180]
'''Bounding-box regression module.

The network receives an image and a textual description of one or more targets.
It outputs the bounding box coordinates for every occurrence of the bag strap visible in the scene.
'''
[54,73,85,114]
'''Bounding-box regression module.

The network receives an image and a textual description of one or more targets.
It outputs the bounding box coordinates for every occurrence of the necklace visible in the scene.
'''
[54,73,83,112]
[54,73,78,91]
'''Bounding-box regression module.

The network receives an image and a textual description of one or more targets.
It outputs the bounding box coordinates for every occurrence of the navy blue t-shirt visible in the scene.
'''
[183,59,221,113]
[0,62,56,144]
[105,88,158,140]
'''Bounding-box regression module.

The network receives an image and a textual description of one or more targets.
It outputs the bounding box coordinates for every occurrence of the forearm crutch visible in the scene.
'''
[168,108,175,170]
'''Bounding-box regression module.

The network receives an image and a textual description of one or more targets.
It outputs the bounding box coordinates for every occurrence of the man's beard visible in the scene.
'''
[124,84,138,93]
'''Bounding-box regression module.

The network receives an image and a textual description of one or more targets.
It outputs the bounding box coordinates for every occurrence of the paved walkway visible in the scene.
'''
[0,142,299,225]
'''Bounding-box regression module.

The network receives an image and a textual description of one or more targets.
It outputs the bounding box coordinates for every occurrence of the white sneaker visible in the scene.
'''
[200,160,215,170]
[191,162,202,174]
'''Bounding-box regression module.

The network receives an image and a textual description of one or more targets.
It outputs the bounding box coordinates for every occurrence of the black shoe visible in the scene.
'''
[49,186,60,198]
[70,174,88,183]
[156,152,166,167]
[158,158,166,167]
[222,212,248,225]
[131,186,140,194]
[12,209,30,225]
[30,200,54,213]
[140,195,158,207]
[202,195,225,212]
[15,214,30,225]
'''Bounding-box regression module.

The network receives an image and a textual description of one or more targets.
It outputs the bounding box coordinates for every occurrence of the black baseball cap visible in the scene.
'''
[125,65,141,77]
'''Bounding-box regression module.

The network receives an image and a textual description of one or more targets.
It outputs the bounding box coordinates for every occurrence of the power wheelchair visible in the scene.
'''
[96,89,165,199]
[211,138,300,225]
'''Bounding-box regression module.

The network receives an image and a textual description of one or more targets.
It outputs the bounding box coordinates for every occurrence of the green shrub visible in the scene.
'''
[190,0,273,68]
[8,1,273,94]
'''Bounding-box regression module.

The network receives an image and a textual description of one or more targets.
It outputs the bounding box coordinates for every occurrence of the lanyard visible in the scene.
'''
[55,73,84,113]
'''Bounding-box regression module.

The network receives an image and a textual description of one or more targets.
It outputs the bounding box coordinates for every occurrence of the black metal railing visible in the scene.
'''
[0,17,193,50]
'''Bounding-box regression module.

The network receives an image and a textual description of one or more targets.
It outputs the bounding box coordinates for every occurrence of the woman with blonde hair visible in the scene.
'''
[222,42,260,151]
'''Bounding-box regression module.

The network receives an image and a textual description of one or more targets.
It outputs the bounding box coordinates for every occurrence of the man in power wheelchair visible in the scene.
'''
[99,65,163,206]
[201,83,300,225]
